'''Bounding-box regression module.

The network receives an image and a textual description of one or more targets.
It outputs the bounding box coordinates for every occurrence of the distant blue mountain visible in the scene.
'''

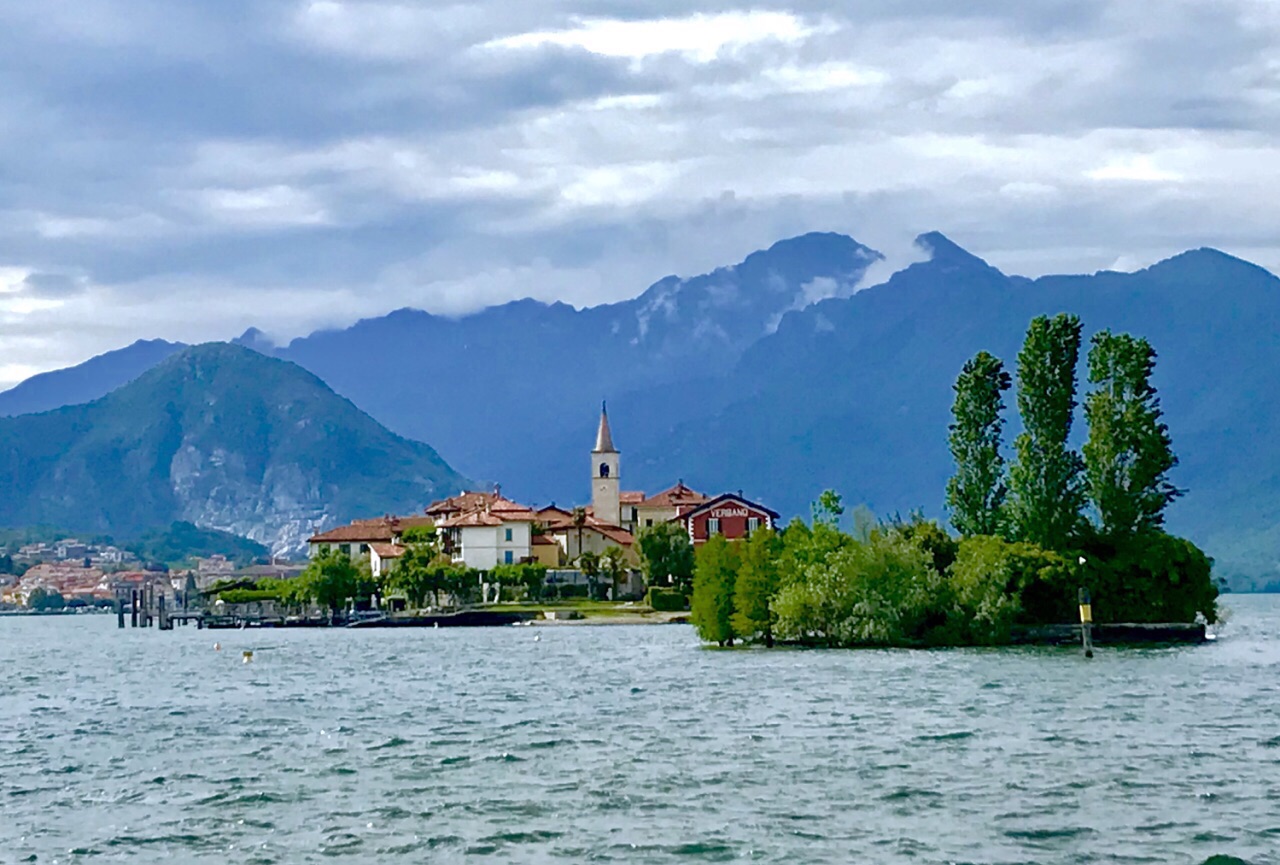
[613,235,1280,587]
[0,339,187,417]
[1,231,1276,586]
[269,232,882,481]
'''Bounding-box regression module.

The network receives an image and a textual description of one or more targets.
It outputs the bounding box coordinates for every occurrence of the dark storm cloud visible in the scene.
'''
[1,0,1279,384]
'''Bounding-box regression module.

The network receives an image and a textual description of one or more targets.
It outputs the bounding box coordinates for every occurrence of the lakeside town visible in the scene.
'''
[0,405,777,620]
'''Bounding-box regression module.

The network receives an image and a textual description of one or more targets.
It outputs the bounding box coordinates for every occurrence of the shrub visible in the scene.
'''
[645,587,687,611]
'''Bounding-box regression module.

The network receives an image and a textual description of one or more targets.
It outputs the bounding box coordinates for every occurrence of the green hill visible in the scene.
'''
[0,343,468,554]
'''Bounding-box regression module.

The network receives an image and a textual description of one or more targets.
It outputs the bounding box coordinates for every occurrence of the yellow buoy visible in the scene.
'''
[242,650,254,663]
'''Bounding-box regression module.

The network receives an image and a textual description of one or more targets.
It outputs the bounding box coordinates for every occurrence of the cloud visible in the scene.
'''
[3,0,1280,387]
[20,272,86,297]
[485,12,820,62]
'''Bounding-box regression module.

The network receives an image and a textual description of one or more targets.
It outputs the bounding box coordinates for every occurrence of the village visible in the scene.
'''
[0,406,779,619]
[306,405,779,606]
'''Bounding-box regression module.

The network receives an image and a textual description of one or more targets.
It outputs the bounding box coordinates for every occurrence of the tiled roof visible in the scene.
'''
[370,543,407,558]
[308,514,435,544]
[488,496,539,521]
[677,492,781,521]
[309,522,395,543]
[639,481,709,509]
[545,515,634,547]
[441,511,504,528]
[426,491,496,516]
[532,534,559,546]
[620,491,646,504]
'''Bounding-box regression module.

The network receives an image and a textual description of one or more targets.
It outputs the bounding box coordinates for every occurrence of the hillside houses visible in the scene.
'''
[306,405,779,579]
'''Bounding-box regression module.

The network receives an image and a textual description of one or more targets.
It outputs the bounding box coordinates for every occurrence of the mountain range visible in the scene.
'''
[0,231,1276,586]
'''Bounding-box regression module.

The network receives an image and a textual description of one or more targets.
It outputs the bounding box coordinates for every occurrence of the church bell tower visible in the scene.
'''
[592,402,621,526]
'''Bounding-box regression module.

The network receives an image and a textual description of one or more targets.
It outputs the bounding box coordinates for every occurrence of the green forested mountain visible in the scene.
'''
[0,344,467,554]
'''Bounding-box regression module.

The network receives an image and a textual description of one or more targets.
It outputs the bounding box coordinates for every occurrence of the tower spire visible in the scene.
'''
[594,401,617,453]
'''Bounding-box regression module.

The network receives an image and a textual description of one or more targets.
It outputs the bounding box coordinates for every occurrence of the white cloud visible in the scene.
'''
[6,0,1280,389]
[1086,156,1184,182]
[193,185,332,228]
[486,12,819,62]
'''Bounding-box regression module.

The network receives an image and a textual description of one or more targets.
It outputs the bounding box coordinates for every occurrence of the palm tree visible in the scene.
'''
[577,551,601,600]
[571,506,587,562]
[601,545,627,600]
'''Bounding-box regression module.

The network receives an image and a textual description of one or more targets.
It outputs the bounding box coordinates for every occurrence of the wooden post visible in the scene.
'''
[116,597,125,629]
[158,593,168,631]
[131,590,139,627]
[1078,586,1094,659]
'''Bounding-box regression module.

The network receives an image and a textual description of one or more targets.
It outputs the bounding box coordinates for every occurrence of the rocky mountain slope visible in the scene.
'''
[0,344,467,554]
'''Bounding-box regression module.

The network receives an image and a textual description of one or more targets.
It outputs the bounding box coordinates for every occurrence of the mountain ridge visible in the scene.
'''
[2,232,1277,586]
[0,343,468,554]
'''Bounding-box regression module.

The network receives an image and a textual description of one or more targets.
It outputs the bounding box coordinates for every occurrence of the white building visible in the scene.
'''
[440,497,537,569]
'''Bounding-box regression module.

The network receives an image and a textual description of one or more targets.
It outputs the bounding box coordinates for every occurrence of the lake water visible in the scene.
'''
[3,597,1280,865]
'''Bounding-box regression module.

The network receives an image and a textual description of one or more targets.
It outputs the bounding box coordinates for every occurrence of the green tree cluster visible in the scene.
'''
[27,587,67,611]
[942,314,1215,627]
[688,312,1219,648]
[636,522,695,592]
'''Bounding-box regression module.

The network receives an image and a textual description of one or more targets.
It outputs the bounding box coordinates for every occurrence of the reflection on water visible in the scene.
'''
[2,595,1279,863]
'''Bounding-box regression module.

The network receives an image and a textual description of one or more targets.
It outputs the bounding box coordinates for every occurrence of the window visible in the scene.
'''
[504,551,514,564]
[645,519,653,527]
[505,528,513,542]
[599,463,611,478]
[707,518,721,536]
[747,517,760,534]
[360,544,370,554]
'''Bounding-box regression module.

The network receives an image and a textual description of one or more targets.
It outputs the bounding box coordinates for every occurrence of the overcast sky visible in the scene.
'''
[2,0,1279,387]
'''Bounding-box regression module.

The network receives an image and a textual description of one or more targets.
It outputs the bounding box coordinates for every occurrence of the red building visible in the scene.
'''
[677,493,780,545]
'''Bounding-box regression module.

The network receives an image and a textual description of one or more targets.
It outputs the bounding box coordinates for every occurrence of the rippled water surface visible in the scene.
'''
[4,597,1280,864]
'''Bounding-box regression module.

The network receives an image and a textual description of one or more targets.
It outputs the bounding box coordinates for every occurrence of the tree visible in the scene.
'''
[812,490,845,527]
[732,529,783,646]
[691,535,741,646]
[635,522,696,592]
[300,549,365,620]
[389,544,442,608]
[27,587,66,611]
[600,545,628,600]
[576,551,601,599]
[571,507,587,561]
[1007,313,1087,550]
[1083,330,1181,538]
[946,351,1012,536]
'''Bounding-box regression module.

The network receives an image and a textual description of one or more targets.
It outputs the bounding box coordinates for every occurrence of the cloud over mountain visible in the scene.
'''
[4,0,1280,385]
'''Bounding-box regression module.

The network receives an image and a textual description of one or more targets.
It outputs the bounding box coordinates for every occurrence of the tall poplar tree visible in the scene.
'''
[732,529,783,646]
[690,535,740,646]
[1007,314,1086,550]
[1083,330,1180,537]
[946,351,1012,536]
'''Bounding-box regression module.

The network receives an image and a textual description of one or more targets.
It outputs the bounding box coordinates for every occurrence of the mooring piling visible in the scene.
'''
[1078,586,1094,659]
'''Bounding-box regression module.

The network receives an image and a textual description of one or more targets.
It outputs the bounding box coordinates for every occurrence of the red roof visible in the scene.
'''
[488,496,538,522]
[676,492,781,522]
[309,515,433,544]
[620,491,646,504]
[370,543,407,559]
[426,491,496,516]
[640,481,709,509]
[544,515,634,547]
[532,534,559,546]
[441,511,504,528]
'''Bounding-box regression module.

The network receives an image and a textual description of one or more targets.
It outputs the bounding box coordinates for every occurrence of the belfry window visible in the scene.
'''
[599,463,611,478]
